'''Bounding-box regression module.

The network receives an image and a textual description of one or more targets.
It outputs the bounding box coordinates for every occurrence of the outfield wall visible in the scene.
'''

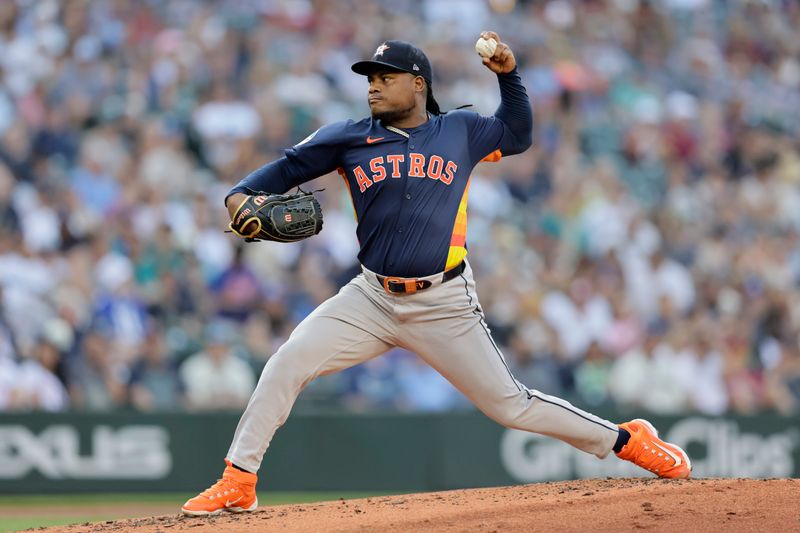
[0,412,797,493]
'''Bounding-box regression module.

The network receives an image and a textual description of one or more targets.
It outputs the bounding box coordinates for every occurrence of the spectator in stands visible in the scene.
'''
[1,0,800,416]
[0,163,19,234]
[92,248,149,365]
[540,277,613,362]
[338,352,403,412]
[0,320,70,412]
[210,245,264,323]
[608,333,661,413]
[129,328,183,412]
[67,330,127,411]
[574,341,613,408]
[394,350,468,412]
[688,332,729,416]
[766,338,800,415]
[506,320,564,398]
[180,320,255,411]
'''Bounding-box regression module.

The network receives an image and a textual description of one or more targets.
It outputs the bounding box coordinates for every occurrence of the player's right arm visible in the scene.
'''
[455,31,532,166]
[225,121,351,216]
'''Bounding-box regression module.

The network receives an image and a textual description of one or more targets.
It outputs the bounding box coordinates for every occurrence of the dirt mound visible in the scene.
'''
[36,478,798,532]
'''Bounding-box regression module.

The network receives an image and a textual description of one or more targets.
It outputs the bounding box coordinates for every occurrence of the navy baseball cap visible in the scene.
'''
[352,40,441,115]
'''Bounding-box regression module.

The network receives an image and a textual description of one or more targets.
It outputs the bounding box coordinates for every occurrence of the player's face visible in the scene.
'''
[367,70,421,123]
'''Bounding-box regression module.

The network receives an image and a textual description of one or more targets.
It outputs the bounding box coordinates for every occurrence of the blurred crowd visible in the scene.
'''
[1,0,800,416]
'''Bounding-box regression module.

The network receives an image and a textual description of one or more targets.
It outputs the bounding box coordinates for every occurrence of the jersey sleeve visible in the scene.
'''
[227,120,352,200]
[458,68,533,165]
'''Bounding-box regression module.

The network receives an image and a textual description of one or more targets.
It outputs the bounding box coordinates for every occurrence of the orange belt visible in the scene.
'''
[376,261,465,294]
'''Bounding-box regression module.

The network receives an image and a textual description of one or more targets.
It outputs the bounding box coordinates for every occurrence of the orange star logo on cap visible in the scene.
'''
[375,43,389,56]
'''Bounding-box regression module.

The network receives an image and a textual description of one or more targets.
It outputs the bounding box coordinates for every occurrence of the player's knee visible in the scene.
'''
[259,349,314,386]
[487,410,523,429]
[477,392,531,428]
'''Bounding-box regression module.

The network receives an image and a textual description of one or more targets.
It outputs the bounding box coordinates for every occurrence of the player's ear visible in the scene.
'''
[414,75,426,94]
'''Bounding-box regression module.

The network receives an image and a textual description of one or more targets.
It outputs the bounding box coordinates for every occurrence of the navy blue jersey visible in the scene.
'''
[228,69,532,277]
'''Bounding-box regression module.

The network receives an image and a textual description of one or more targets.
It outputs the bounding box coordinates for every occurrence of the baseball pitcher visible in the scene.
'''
[182,32,691,516]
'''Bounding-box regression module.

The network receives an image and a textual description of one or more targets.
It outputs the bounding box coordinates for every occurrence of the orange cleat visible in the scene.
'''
[181,460,258,516]
[616,419,691,479]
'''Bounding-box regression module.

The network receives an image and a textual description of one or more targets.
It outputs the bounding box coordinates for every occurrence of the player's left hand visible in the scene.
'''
[227,191,323,243]
[479,31,516,74]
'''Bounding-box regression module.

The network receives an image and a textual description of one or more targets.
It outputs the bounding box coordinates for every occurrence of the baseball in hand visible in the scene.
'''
[475,37,497,59]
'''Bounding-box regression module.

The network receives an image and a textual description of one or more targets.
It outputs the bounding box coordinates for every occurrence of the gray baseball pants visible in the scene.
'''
[227,260,619,472]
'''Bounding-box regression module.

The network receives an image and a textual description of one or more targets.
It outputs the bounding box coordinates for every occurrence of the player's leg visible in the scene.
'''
[183,276,394,515]
[397,261,690,477]
[226,278,394,472]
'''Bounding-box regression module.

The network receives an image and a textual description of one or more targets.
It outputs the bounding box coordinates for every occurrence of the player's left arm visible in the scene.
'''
[465,31,533,162]
[225,121,350,210]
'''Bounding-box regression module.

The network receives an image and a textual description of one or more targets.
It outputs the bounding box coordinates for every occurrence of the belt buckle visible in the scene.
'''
[382,276,405,293]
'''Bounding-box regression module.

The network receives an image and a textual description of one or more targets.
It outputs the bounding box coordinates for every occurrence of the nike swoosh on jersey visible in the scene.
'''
[366,136,384,144]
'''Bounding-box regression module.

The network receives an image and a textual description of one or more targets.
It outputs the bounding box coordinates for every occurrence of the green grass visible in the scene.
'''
[0,492,193,506]
[0,491,391,532]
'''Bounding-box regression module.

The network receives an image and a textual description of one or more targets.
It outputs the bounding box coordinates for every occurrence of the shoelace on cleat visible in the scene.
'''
[629,441,675,473]
[199,478,238,499]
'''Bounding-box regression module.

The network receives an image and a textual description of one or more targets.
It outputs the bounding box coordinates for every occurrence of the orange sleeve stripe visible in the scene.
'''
[338,167,357,222]
[479,149,502,163]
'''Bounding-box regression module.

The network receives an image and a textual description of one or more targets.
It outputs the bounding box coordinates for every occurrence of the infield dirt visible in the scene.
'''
[31,478,799,532]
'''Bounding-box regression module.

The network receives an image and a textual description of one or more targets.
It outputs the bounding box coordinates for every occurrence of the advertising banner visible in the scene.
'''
[0,412,796,493]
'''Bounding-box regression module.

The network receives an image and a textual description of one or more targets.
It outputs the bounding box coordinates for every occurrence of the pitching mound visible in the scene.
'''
[37,478,798,532]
